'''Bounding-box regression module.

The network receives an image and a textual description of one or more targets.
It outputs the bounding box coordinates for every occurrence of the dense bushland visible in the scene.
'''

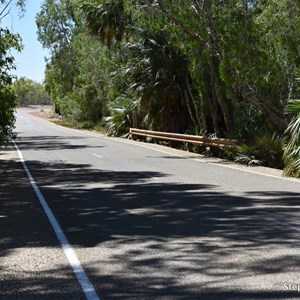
[2,1,299,176]
[34,0,299,176]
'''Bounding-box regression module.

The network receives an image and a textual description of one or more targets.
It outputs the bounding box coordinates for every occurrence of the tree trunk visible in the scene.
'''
[210,57,233,137]
[199,95,208,134]
[240,82,288,132]
[209,71,221,136]
[184,89,197,127]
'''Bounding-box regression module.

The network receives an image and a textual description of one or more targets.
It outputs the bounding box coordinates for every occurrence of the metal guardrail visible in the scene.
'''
[130,128,237,148]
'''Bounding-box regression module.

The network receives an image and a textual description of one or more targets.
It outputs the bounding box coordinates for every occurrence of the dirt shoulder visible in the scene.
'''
[26,105,58,121]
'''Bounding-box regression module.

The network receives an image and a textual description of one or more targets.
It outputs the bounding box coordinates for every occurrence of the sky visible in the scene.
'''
[2,0,49,83]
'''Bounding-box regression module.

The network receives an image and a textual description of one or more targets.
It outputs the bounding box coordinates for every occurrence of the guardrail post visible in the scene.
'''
[131,129,137,141]
[187,143,193,152]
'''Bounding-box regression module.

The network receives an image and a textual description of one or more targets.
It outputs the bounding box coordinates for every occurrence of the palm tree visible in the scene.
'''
[125,29,196,133]
[283,77,300,177]
[80,0,129,46]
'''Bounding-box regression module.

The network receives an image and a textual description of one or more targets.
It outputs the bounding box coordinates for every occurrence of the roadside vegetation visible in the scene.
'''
[13,77,51,106]
[1,1,299,177]
[0,1,24,147]
[283,76,300,177]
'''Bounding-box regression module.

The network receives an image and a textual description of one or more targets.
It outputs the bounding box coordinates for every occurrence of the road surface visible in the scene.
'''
[1,107,300,299]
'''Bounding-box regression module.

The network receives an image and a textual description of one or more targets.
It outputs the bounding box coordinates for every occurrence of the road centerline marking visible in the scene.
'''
[92,153,103,159]
[13,141,100,300]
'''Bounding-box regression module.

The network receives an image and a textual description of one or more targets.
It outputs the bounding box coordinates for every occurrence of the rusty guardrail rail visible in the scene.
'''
[130,128,237,149]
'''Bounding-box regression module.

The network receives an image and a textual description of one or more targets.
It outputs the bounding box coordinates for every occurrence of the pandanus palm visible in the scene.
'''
[125,29,195,133]
[283,77,300,177]
[80,0,129,46]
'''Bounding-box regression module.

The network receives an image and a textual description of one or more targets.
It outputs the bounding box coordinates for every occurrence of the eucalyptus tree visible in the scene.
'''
[79,0,199,133]
[67,32,117,122]
[37,0,116,122]
[13,77,51,106]
[135,0,299,137]
[12,76,30,106]
[36,0,80,115]
[134,0,244,137]
[37,0,299,146]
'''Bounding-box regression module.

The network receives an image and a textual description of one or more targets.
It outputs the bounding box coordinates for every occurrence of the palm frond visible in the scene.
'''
[283,95,300,177]
[285,100,300,116]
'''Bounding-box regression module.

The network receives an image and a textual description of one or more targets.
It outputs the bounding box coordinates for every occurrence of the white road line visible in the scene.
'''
[92,153,103,159]
[210,162,300,183]
[13,142,100,300]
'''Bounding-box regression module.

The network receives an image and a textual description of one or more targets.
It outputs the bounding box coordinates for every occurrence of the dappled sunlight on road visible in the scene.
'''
[2,148,300,298]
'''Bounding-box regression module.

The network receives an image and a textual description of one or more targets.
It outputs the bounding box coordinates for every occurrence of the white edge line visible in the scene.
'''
[13,141,100,300]
[209,162,300,183]
[92,153,103,159]
[118,141,300,183]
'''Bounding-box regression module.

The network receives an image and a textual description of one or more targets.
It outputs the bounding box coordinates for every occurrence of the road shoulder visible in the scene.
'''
[0,145,86,299]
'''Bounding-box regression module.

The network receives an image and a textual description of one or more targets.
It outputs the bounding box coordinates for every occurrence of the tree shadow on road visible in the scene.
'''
[14,134,105,151]
[1,151,300,299]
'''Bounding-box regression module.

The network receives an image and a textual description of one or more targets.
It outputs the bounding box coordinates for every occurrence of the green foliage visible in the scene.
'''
[0,2,23,146]
[233,103,264,140]
[105,95,135,136]
[36,0,81,116]
[53,117,97,130]
[36,0,76,50]
[235,134,284,169]
[0,28,22,84]
[80,0,130,45]
[34,0,300,172]
[283,76,300,177]
[13,77,51,106]
[124,28,193,132]
[0,85,17,145]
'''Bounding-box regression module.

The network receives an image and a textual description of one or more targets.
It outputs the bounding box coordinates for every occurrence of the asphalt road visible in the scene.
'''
[1,107,300,299]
